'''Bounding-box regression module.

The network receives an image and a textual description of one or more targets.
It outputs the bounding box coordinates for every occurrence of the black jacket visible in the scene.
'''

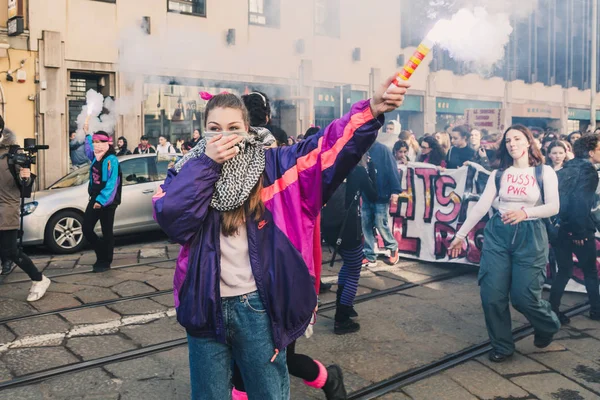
[557,158,599,239]
[334,163,378,250]
[446,146,475,169]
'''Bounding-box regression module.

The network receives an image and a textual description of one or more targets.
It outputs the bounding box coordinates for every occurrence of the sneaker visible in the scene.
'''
[27,275,51,302]
[361,259,377,268]
[1,261,14,275]
[533,333,554,348]
[92,261,111,273]
[334,318,360,335]
[488,350,513,363]
[386,249,399,265]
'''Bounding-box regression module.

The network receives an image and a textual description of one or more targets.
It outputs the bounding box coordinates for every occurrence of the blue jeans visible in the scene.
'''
[187,291,289,400]
[361,200,398,262]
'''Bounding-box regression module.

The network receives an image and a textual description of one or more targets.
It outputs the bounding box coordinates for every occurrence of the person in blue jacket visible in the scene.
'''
[82,130,122,273]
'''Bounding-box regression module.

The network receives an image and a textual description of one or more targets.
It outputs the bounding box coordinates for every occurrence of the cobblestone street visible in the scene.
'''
[0,238,597,399]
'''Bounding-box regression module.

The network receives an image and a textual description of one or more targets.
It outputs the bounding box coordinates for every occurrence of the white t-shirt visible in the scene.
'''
[456,165,559,239]
[219,224,257,297]
[156,142,177,155]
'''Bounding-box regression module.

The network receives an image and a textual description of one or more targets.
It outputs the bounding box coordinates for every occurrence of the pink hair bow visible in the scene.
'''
[199,91,229,100]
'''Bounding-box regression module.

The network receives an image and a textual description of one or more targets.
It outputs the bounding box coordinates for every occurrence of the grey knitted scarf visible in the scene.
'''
[174,127,276,211]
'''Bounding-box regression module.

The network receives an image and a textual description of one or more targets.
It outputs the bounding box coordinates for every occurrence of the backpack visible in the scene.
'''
[495,165,559,243]
[321,182,360,265]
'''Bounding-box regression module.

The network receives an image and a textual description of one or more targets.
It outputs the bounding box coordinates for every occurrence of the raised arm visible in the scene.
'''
[262,77,409,216]
[84,135,95,161]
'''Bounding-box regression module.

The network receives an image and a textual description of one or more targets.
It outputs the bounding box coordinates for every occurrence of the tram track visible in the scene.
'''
[0,257,179,285]
[0,266,474,390]
[3,253,339,285]
[0,257,466,326]
[347,301,591,400]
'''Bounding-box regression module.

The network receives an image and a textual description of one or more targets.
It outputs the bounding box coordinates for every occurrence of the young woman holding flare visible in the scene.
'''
[153,77,409,400]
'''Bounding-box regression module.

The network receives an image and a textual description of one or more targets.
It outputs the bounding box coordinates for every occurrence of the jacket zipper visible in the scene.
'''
[246,216,282,358]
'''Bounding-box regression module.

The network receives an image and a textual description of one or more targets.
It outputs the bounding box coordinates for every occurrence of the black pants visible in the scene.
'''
[549,231,600,314]
[231,340,320,391]
[83,201,116,269]
[0,230,42,281]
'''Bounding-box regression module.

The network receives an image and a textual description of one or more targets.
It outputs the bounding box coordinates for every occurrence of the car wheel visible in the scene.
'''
[44,210,86,254]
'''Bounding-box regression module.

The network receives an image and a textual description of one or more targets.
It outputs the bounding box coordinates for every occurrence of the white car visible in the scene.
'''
[23,154,172,254]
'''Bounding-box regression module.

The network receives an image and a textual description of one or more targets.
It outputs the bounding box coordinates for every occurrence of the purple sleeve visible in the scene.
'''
[263,100,383,216]
[153,153,222,244]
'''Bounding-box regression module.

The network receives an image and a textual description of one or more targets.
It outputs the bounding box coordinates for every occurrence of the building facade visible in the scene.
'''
[2,0,599,186]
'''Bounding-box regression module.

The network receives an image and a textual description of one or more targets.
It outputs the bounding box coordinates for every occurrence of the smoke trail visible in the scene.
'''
[74,90,117,141]
[425,0,539,70]
[428,7,513,68]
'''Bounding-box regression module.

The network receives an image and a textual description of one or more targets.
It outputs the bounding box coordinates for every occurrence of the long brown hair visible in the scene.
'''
[204,93,265,236]
[496,124,545,169]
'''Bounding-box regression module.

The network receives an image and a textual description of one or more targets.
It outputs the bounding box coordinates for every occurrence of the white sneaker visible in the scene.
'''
[361,259,377,268]
[27,275,51,302]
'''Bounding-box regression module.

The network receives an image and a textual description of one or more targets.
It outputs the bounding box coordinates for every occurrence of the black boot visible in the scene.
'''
[334,305,360,335]
[534,333,554,348]
[558,312,571,325]
[92,240,111,273]
[320,280,333,294]
[322,364,347,400]
[336,285,358,318]
[1,260,14,275]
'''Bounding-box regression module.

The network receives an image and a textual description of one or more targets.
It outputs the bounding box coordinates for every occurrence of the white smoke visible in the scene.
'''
[428,7,513,68]
[74,90,117,141]
[85,89,104,117]
[425,0,539,69]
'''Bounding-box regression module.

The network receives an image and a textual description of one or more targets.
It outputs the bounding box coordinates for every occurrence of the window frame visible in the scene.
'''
[314,0,340,38]
[90,0,116,3]
[248,0,280,28]
[167,0,207,18]
[120,157,156,186]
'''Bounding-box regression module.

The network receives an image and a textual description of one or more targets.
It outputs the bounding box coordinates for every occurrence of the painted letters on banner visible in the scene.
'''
[390,162,600,293]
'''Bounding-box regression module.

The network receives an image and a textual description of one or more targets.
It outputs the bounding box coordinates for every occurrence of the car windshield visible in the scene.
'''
[49,166,89,189]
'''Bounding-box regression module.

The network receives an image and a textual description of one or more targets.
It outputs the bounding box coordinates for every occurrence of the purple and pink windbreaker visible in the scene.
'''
[153,100,383,351]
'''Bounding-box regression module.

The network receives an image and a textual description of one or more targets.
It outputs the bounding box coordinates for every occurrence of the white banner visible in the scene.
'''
[464,108,506,132]
[385,162,600,292]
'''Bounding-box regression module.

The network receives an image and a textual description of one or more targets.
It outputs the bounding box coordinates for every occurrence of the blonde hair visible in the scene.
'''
[399,130,419,154]
[435,131,451,154]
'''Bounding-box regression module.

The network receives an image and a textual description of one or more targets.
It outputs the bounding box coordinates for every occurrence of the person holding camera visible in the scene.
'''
[82,129,122,273]
[0,126,51,301]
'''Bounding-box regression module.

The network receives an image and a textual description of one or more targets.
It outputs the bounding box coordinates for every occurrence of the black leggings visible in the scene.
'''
[550,231,600,314]
[82,201,116,268]
[0,230,42,281]
[232,340,320,391]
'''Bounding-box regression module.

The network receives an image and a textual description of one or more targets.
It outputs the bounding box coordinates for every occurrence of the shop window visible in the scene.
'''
[249,0,280,27]
[168,0,206,16]
[315,0,340,38]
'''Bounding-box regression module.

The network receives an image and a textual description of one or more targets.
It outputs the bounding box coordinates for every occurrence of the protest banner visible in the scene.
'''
[464,108,505,132]
[387,162,600,293]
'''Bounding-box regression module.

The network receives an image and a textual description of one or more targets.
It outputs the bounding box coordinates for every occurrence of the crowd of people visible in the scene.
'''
[3,76,600,399]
